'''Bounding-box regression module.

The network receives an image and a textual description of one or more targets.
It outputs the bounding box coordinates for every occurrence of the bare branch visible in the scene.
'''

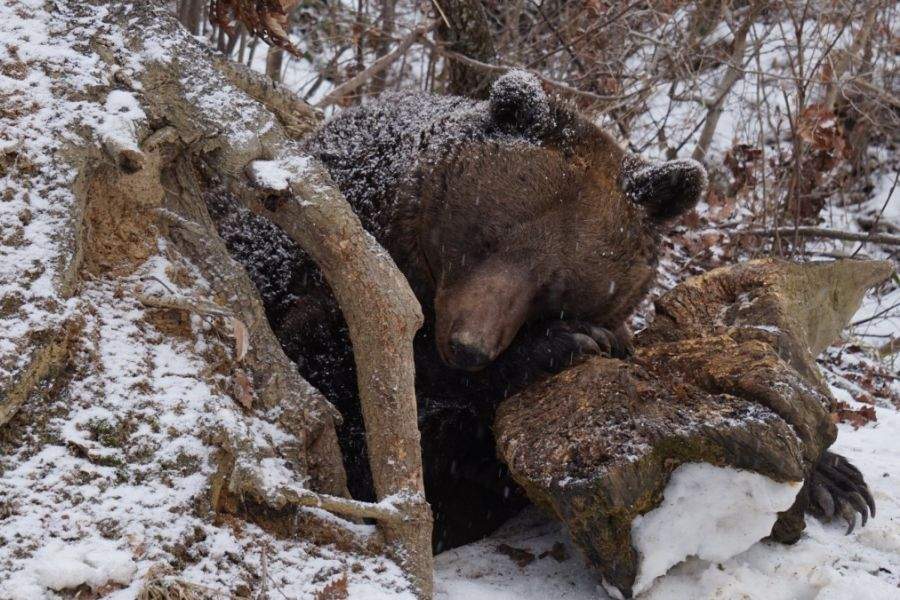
[428,41,634,105]
[316,22,434,107]
[737,227,900,246]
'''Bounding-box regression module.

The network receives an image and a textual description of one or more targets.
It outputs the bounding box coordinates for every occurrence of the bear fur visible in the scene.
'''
[213,71,709,550]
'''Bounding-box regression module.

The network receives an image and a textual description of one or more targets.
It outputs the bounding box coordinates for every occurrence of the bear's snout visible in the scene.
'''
[446,333,493,371]
[434,262,537,372]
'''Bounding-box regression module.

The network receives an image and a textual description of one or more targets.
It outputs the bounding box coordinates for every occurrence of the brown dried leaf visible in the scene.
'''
[209,0,301,55]
[538,542,568,562]
[700,232,723,248]
[231,317,249,362]
[797,103,847,157]
[315,574,349,600]
[831,400,877,429]
[496,543,536,568]
[680,208,703,230]
[233,368,254,410]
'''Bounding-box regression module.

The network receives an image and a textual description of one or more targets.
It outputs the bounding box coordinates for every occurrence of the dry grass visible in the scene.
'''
[138,577,220,600]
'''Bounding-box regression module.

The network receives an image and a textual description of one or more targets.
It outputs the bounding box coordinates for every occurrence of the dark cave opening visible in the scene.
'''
[209,192,530,553]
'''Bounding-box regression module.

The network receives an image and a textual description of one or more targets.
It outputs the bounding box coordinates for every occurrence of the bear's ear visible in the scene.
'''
[489,70,552,137]
[621,157,707,222]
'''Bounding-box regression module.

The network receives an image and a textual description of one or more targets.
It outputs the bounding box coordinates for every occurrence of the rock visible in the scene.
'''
[494,259,893,598]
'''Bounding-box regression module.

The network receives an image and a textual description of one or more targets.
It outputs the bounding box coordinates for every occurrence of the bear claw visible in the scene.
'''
[519,320,630,374]
[806,450,875,534]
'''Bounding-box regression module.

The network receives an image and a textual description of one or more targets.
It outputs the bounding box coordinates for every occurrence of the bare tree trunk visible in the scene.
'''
[370,0,397,94]
[265,44,285,82]
[823,2,879,111]
[186,0,204,35]
[225,23,244,57]
[431,0,496,97]
[692,2,767,162]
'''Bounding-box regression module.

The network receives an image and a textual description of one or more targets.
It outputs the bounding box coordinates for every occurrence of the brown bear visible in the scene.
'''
[212,71,871,551]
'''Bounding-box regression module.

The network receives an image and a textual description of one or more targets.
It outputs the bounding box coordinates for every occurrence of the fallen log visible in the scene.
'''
[495,258,894,598]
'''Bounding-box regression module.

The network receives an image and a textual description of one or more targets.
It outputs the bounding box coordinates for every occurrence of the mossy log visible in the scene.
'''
[495,258,893,598]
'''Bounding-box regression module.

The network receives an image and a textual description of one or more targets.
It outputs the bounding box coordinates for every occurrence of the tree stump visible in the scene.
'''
[495,258,893,598]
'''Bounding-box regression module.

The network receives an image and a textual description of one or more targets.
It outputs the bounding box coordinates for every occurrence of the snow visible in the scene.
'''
[16,539,137,595]
[0,256,414,600]
[630,464,802,595]
[0,0,107,372]
[96,90,146,161]
[434,508,607,600]
[248,156,313,191]
[0,3,414,597]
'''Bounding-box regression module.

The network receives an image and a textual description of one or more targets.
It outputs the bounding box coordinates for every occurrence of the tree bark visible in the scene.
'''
[431,0,497,97]
[265,44,284,82]
[370,0,397,94]
[141,7,433,595]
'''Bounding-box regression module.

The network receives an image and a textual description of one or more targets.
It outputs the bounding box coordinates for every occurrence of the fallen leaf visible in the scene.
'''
[233,368,254,410]
[831,400,876,429]
[232,317,249,362]
[497,543,536,568]
[315,574,349,600]
[538,542,568,562]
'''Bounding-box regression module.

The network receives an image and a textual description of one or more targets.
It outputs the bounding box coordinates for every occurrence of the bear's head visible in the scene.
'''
[416,71,707,371]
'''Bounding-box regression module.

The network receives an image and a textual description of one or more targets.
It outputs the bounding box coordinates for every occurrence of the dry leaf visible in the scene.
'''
[496,543,536,568]
[232,317,249,362]
[796,103,847,158]
[209,0,302,55]
[315,574,349,600]
[538,542,568,562]
[831,400,876,429]
[233,368,254,410]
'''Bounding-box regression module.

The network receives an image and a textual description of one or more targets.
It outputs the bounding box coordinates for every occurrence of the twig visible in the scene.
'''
[272,486,406,522]
[851,299,900,327]
[258,546,268,600]
[430,0,451,28]
[316,22,435,107]
[136,290,234,318]
[736,227,900,246]
[877,338,898,358]
[846,76,900,109]
[427,42,633,104]
[852,171,899,257]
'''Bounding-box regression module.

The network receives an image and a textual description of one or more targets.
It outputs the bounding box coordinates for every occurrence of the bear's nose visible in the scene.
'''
[447,335,491,371]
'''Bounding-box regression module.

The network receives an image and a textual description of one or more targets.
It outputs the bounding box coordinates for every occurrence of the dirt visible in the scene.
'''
[81,150,165,277]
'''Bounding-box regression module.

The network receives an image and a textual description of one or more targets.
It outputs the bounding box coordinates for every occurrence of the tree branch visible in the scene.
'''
[316,22,434,108]
[431,0,496,97]
[737,227,900,246]
[126,5,434,594]
[427,41,633,105]
[233,155,433,596]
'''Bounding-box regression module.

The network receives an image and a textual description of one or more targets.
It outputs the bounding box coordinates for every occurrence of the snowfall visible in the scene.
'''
[0,1,898,599]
